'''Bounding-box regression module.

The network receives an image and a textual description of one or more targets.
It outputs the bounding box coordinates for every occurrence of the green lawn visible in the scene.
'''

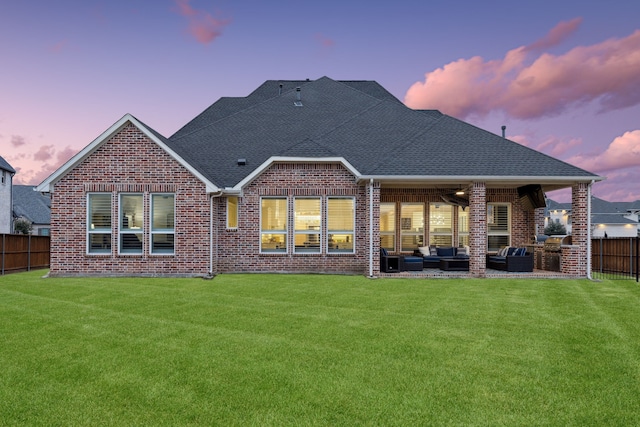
[1,271,639,426]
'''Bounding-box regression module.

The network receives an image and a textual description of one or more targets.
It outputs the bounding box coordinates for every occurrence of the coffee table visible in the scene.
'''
[439,258,469,271]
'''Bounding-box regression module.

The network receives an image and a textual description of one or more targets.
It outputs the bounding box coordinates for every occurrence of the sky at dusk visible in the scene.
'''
[2,0,640,202]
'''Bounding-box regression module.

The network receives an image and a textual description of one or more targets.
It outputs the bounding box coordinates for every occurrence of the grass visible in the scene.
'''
[1,272,640,426]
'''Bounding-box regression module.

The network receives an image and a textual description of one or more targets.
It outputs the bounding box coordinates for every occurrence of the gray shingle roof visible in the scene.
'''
[12,185,51,225]
[167,77,600,189]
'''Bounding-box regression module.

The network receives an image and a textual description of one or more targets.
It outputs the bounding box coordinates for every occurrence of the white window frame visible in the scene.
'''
[118,193,144,255]
[149,193,175,255]
[294,197,322,254]
[87,193,112,255]
[400,202,424,252]
[227,196,238,229]
[327,197,355,254]
[487,202,511,252]
[380,202,396,252]
[260,197,288,254]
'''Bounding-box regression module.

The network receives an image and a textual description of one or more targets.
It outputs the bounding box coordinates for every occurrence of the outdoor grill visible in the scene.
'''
[544,235,572,271]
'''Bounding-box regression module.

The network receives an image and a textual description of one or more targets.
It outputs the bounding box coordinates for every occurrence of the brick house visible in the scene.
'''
[36,77,602,277]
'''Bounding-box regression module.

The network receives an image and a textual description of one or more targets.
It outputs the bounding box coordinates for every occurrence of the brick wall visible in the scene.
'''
[215,163,370,274]
[50,123,211,277]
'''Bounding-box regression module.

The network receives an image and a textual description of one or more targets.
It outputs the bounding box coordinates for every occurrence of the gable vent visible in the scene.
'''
[237,158,246,166]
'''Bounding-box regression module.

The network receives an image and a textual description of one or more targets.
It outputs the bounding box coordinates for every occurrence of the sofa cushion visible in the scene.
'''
[380,248,388,256]
[513,247,525,256]
[429,246,438,256]
[507,247,518,256]
[436,247,455,257]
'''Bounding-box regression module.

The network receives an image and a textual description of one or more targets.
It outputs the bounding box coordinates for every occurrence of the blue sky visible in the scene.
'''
[2,0,639,201]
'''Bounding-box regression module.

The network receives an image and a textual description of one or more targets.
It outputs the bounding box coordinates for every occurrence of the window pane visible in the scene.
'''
[328,198,354,253]
[380,234,395,252]
[89,194,111,230]
[488,236,510,252]
[89,234,111,252]
[152,234,174,253]
[295,198,321,253]
[261,199,287,231]
[227,196,238,228]
[261,233,286,252]
[88,193,111,254]
[488,204,509,232]
[328,198,353,231]
[429,203,452,233]
[152,194,174,230]
[295,198,320,231]
[401,203,424,232]
[380,203,395,232]
[401,234,424,252]
[121,194,143,229]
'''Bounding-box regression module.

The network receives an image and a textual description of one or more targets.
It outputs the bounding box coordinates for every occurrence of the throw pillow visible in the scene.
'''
[418,246,430,256]
[437,247,454,257]
[430,246,437,256]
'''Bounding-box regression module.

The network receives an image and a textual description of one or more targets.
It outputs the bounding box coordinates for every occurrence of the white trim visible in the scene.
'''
[234,157,362,190]
[36,114,220,194]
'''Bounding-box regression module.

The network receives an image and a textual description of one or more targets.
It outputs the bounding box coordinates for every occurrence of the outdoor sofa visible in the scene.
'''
[413,246,470,269]
[486,247,534,272]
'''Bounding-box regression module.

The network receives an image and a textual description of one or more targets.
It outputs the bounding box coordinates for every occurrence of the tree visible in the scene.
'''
[14,217,33,235]
[544,221,567,236]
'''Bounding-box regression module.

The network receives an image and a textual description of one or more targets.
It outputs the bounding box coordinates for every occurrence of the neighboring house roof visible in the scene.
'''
[0,155,15,173]
[12,185,51,225]
[167,77,601,191]
[591,214,637,225]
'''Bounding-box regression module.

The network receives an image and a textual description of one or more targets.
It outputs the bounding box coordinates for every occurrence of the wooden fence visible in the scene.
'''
[0,234,50,275]
[591,237,639,281]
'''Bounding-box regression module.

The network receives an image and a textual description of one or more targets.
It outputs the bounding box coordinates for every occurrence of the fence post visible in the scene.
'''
[636,237,640,283]
[1,234,4,275]
[28,234,31,272]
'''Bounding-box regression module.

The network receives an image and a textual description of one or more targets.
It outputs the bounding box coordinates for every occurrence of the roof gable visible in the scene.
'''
[36,114,220,193]
[0,155,15,174]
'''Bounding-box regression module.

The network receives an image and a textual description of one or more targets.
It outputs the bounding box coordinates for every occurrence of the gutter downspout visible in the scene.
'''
[369,179,374,277]
[209,192,223,277]
[587,180,594,280]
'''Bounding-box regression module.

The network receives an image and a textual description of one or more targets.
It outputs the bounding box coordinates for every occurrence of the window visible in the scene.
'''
[1,170,5,185]
[227,196,238,229]
[380,203,395,252]
[87,193,111,254]
[39,228,50,236]
[294,198,321,253]
[429,203,452,246]
[458,208,469,247]
[400,203,424,252]
[119,194,143,254]
[487,203,510,252]
[327,197,354,253]
[150,194,175,254]
[261,198,287,253]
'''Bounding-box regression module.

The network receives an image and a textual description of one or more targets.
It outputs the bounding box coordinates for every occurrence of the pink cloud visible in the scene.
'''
[536,136,582,157]
[33,144,55,162]
[12,145,76,185]
[526,17,582,52]
[315,33,335,48]
[49,40,68,53]
[566,129,640,173]
[404,22,640,120]
[11,135,26,147]
[174,0,230,44]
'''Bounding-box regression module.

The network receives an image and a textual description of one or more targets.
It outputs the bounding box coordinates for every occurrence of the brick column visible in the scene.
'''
[469,182,487,277]
[370,180,381,276]
[569,183,589,277]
